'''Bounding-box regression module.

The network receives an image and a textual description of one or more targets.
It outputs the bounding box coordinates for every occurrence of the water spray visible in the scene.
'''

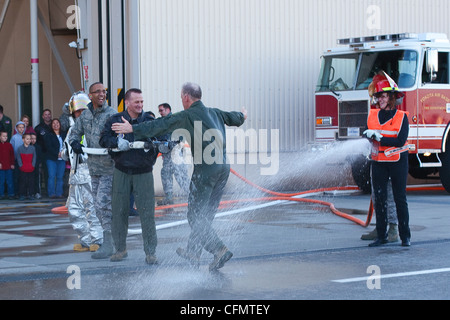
[52,139,444,234]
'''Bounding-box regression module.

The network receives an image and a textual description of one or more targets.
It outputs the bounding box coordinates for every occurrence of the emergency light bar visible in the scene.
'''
[337,33,449,46]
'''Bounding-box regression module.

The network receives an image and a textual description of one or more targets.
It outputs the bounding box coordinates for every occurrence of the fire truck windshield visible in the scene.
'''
[316,50,419,92]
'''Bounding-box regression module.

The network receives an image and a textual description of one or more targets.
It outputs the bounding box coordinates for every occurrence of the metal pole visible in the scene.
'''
[128,0,140,89]
[30,0,40,127]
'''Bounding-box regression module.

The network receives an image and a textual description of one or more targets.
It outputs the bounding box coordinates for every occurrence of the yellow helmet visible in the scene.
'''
[69,91,91,114]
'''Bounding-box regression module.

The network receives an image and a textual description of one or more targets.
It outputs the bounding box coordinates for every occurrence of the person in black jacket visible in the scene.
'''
[30,133,43,199]
[44,119,67,198]
[34,109,53,196]
[100,88,159,264]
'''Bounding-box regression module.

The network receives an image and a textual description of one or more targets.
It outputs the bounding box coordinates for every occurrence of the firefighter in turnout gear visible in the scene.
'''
[112,83,247,271]
[61,92,103,252]
[364,72,411,247]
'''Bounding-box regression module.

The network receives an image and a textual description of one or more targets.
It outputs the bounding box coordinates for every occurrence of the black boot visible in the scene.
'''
[368,238,388,247]
[401,238,411,247]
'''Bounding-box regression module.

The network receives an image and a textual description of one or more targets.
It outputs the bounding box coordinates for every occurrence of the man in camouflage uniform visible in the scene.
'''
[70,82,116,259]
[157,103,190,205]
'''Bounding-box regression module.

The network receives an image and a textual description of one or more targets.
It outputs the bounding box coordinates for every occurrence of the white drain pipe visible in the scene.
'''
[30,0,40,127]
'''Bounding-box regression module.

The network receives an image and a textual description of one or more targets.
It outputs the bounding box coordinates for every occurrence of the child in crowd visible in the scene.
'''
[11,121,25,196]
[16,133,36,200]
[0,131,15,199]
[30,133,43,199]
[10,121,25,153]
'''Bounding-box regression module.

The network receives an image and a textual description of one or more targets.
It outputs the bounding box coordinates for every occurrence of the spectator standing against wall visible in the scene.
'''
[11,121,26,197]
[0,105,12,142]
[16,133,36,200]
[0,131,15,199]
[30,133,43,199]
[44,119,67,198]
[14,115,36,135]
[35,109,53,196]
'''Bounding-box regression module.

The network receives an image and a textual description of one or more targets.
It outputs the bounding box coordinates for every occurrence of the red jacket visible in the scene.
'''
[0,142,14,170]
[20,153,35,173]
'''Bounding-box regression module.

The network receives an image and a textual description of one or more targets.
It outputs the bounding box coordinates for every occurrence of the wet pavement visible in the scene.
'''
[1,187,450,302]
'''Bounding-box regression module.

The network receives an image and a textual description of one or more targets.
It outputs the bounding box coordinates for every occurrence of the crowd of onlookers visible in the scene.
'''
[0,105,69,200]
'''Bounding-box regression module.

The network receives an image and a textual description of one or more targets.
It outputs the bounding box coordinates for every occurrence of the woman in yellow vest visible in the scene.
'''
[364,72,411,247]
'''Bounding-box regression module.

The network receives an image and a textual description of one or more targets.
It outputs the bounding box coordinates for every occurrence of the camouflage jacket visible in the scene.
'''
[69,102,116,176]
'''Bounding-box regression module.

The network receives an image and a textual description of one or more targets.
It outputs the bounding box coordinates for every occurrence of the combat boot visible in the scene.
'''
[89,244,100,252]
[145,254,159,265]
[110,250,128,262]
[176,247,200,268]
[361,228,377,240]
[368,238,388,247]
[209,247,233,271]
[73,244,89,252]
[157,194,174,206]
[388,223,399,242]
[92,231,114,259]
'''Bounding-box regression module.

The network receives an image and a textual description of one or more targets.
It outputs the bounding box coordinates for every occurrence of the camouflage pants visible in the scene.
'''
[372,178,398,225]
[90,175,113,232]
[161,156,190,197]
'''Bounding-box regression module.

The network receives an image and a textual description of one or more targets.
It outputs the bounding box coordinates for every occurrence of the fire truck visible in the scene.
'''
[315,33,450,193]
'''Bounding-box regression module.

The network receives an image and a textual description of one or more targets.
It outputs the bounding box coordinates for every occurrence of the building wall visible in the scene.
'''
[139,0,450,152]
[0,0,79,126]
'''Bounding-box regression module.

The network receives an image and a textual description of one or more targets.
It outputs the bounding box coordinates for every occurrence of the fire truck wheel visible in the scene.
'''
[351,155,371,194]
[439,151,450,194]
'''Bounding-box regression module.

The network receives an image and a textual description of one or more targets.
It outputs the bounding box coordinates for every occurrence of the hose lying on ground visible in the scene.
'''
[52,168,444,229]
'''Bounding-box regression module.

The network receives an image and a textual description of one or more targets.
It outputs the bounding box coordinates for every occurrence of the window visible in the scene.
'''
[356,50,419,89]
[18,83,43,125]
[422,52,449,84]
[316,54,359,92]
[316,50,419,93]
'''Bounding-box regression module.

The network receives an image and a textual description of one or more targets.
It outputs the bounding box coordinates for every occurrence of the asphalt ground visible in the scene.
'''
[0,187,449,305]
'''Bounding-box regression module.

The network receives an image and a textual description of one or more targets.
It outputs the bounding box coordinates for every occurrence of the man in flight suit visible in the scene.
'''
[112,82,247,271]
[100,88,159,265]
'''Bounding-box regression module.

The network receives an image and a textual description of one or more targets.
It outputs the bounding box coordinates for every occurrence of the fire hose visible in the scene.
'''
[52,143,445,229]
[224,169,443,227]
[228,169,373,227]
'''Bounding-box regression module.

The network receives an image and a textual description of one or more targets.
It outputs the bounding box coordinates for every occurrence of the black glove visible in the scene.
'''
[71,141,84,155]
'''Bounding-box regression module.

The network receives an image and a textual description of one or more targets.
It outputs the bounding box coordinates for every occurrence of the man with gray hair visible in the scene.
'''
[112,82,247,271]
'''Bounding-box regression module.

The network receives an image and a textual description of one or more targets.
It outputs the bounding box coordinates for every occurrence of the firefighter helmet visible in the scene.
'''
[69,92,91,114]
[369,71,405,105]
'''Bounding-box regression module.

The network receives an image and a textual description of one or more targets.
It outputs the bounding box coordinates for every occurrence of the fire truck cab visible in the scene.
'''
[315,33,450,193]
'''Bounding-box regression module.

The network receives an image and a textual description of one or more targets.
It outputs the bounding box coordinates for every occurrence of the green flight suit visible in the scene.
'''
[133,101,245,258]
